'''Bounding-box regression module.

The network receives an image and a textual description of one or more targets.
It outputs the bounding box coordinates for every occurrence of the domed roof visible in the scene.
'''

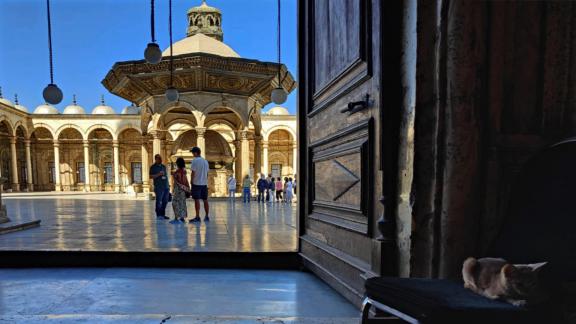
[13,94,28,112]
[162,33,240,58]
[92,96,115,115]
[188,0,221,14]
[0,87,13,107]
[266,106,290,116]
[34,103,59,114]
[63,95,86,114]
[122,103,141,115]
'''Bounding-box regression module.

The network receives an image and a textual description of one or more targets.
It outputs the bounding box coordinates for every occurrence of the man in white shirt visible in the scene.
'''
[227,175,236,202]
[189,147,210,223]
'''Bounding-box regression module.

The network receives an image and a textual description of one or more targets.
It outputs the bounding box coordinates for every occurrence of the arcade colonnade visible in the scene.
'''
[0,102,296,196]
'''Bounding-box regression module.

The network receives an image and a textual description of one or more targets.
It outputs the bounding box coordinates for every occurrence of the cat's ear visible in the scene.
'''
[502,264,517,277]
[529,262,547,272]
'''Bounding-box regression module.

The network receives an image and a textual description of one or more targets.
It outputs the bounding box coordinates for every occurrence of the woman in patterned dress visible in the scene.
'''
[170,157,190,224]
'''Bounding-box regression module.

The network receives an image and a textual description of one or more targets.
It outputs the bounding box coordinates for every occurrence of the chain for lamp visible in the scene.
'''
[150,0,156,43]
[46,0,54,84]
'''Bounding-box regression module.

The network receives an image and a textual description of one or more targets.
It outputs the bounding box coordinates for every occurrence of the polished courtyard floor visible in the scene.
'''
[0,268,358,323]
[0,193,297,252]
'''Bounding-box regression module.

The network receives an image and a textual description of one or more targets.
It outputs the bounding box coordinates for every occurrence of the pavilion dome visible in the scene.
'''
[266,106,290,116]
[121,103,141,115]
[162,33,240,58]
[92,96,115,115]
[63,95,86,114]
[34,103,59,114]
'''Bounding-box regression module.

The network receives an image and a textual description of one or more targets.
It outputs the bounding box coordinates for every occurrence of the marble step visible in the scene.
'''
[0,219,41,235]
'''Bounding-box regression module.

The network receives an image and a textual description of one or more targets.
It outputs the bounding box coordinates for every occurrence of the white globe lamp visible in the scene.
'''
[43,84,63,105]
[165,87,179,102]
[144,43,162,64]
[271,87,287,105]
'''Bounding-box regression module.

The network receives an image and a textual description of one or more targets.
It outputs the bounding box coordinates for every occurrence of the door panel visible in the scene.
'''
[299,0,383,307]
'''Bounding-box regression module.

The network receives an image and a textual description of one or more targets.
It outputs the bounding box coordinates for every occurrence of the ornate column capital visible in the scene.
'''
[83,140,90,147]
[262,140,269,149]
[53,140,60,147]
[9,136,17,145]
[24,139,31,146]
[113,140,120,147]
[238,129,249,141]
[195,127,207,137]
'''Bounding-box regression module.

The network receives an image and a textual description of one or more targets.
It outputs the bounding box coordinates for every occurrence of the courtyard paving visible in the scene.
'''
[0,268,359,323]
[0,193,297,252]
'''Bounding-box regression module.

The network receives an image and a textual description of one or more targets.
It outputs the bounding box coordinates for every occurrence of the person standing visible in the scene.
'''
[267,174,275,203]
[171,157,190,224]
[257,174,267,203]
[286,177,294,204]
[242,174,253,203]
[189,147,210,223]
[227,174,236,202]
[149,154,170,220]
[275,177,283,202]
[283,177,289,203]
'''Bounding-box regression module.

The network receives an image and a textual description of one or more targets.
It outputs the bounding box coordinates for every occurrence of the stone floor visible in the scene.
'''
[0,268,359,323]
[0,193,297,252]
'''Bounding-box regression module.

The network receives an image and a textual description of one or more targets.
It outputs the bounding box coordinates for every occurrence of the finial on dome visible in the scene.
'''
[100,95,105,105]
[202,0,207,5]
[14,94,19,105]
[0,87,3,98]
[73,94,77,105]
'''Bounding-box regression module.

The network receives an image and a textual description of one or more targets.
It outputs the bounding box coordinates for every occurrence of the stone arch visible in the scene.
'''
[157,101,200,131]
[56,124,86,140]
[116,125,142,139]
[86,125,115,140]
[204,106,246,131]
[12,121,29,138]
[30,126,54,140]
[0,117,13,136]
[58,127,84,141]
[203,100,247,128]
[264,126,296,142]
[31,123,56,139]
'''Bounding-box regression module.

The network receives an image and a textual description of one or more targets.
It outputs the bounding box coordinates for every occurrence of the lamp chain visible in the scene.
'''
[169,0,173,86]
[151,0,156,43]
[277,0,281,83]
[46,0,54,84]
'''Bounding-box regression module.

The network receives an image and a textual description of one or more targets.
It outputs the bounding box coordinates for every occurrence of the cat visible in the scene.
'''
[462,257,548,306]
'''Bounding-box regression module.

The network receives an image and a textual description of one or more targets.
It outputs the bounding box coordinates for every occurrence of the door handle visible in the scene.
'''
[340,93,370,115]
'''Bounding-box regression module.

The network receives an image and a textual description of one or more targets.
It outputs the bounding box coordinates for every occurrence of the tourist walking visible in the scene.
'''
[189,147,210,223]
[283,177,289,203]
[275,177,283,202]
[170,157,190,224]
[242,175,253,203]
[227,175,236,202]
[257,174,267,203]
[286,177,294,204]
[149,154,170,220]
[267,174,275,203]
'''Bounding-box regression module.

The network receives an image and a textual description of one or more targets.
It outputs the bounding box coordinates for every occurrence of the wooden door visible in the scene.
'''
[298,0,391,307]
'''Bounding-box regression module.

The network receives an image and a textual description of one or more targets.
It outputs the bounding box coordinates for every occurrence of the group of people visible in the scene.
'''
[228,174,295,204]
[150,147,297,224]
[149,146,210,224]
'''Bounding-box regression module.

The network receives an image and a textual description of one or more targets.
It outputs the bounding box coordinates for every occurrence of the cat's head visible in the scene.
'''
[501,262,547,296]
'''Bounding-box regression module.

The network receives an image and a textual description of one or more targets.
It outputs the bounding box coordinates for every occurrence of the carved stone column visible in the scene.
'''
[292,142,298,176]
[141,138,150,194]
[24,139,33,191]
[83,140,90,192]
[195,127,206,154]
[9,137,19,192]
[113,140,120,192]
[233,139,241,190]
[262,140,269,176]
[254,136,262,176]
[53,140,61,191]
[240,130,250,179]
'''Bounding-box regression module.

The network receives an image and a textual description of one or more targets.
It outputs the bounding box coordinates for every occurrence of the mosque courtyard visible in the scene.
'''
[0,193,297,253]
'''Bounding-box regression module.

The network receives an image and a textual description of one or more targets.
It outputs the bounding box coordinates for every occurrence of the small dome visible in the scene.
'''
[34,103,59,114]
[0,87,13,107]
[163,33,240,58]
[266,106,290,116]
[63,95,86,114]
[122,104,141,115]
[92,96,115,115]
[188,0,221,14]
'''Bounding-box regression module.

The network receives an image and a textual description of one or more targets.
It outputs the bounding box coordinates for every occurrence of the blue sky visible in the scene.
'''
[0,0,297,114]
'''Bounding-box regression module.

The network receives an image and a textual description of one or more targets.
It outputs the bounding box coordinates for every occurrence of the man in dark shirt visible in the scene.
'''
[149,154,170,220]
[257,174,267,203]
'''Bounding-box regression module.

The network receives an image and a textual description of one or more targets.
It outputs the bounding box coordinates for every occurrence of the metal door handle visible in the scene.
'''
[341,94,370,115]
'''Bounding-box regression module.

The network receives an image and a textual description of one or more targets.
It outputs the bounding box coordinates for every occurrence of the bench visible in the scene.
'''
[361,138,576,323]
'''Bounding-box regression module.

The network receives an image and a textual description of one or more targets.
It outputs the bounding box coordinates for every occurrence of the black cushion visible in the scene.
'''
[365,277,548,323]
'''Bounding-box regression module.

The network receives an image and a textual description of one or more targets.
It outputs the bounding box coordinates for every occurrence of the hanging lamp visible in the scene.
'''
[42,0,63,105]
[271,0,287,105]
[165,0,179,102]
[144,0,162,64]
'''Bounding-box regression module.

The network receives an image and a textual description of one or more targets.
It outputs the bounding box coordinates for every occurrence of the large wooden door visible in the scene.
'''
[298,0,392,307]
